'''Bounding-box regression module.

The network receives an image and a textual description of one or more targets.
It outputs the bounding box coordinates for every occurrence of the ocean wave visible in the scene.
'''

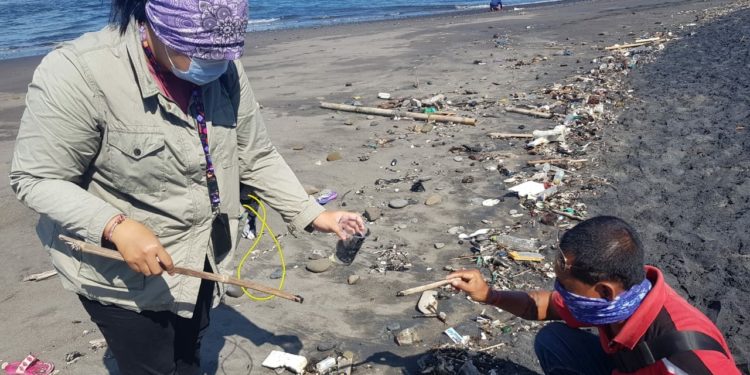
[248,17,281,25]
[454,4,488,10]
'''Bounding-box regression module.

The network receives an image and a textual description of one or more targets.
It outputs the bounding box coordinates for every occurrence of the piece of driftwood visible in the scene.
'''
[487,132,534,139]
[605,38,665,50]
[59,235,304,303]
[551,209,586,221]
[526,158,588,166]
[22,269,58,282]
[320,102,476,125]
[504,106,553,119]
[396,279,459,297]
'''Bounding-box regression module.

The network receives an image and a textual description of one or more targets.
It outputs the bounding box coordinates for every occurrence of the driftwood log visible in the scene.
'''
[487,132,534,139]
[320,102,476,125]
[504,106,553,119]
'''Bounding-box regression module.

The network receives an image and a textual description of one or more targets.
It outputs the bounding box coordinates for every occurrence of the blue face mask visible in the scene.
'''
[170,57,229,85]
[555,278,652,325]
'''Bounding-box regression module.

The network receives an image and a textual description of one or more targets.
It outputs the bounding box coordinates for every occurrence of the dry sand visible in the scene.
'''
[0,0,747,373]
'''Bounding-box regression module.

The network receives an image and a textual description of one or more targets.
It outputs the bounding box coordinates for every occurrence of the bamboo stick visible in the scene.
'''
[320,102,476,126]
[526,158,588,166]
[59,235,304,303]
[487,132,534,139]
[396,278,459,297]
[504,106,553,119]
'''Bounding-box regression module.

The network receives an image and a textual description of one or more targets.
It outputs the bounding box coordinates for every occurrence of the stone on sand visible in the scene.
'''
[347,274,360,285]
[389,199,409,209]
[327,152,343,162]
[425,194,442,206]
[364,207,381,221]
[306,258,332,273]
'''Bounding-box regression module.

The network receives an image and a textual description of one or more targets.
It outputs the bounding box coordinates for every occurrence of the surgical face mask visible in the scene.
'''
[165,44,229,85]
[554,278,652,326]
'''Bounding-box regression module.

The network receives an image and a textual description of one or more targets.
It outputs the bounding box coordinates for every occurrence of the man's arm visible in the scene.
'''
[449,269,560,321]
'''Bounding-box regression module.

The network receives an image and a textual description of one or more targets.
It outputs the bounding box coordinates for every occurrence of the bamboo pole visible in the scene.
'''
[396,278,459,297]
[504,106,553,119]
[488,132,534,139]
[59,235,304,303]
[319,102,476,126]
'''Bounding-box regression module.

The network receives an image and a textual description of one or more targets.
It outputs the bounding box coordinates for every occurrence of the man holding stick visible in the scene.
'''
[449,216,739,374]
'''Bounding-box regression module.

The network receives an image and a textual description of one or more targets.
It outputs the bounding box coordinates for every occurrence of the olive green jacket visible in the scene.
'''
[9,22,324,317]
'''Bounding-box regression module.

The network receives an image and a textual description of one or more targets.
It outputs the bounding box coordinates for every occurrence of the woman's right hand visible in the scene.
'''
[110,219,174,276]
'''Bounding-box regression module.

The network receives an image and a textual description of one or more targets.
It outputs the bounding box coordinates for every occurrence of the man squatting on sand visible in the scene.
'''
[450,216,740,374]
[10,0,365,373]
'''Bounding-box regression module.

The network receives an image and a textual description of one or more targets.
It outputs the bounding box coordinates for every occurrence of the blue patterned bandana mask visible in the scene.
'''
[555,278,652,325]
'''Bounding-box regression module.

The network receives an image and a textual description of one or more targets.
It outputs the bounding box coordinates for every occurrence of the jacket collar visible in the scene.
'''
[124,19,160,100]
[606,265,667,350]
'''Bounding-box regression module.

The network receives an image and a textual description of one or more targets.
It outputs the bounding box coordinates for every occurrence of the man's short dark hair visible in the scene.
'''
[110,0,148,35]
[560,216,645,289]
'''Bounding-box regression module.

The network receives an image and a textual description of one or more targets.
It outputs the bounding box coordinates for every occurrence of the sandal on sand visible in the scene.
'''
[2,354,55,375]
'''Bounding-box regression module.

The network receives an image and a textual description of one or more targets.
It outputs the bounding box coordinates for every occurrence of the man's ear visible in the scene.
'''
[593,282,619,301]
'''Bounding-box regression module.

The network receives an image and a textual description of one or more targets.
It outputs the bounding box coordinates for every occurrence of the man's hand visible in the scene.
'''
[312,211,366,240]
[448,269,492,303]
[110,219,174,276]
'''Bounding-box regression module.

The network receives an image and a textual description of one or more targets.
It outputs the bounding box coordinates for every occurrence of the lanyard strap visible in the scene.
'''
[139,25,221,212]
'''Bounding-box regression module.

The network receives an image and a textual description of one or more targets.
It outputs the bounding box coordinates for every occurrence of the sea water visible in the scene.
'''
[0,0,559,60]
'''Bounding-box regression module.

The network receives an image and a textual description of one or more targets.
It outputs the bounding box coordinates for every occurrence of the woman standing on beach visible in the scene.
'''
[9,0,364,373]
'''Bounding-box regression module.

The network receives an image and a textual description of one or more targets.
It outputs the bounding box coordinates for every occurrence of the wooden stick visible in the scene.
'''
[488,132,534,139]
[605,39,664,50]
[320,102,477,126]
[396,278,459,297]
[477,342,506,352]
[59,235,304,303]
[634,37,662,43]
[504,106,553,119]
[550,209,585,221]
[23,270,58,282]
[526,158,588,166]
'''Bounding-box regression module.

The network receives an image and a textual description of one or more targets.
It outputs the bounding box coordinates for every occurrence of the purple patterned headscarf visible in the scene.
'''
[145,0,248,60]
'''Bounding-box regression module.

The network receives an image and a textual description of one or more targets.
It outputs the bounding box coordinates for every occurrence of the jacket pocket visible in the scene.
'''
[210,104,238,169]
[106,128,166,194]
[78,250,146,291]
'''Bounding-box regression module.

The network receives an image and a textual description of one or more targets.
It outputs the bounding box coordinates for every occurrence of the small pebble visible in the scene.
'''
[425,194,442,206]
[434,243,446,249]
[270,268,282,279]
[389,199,409,209]
[327,152,343,162]
[306,259,332,273]
[347,274,361,285]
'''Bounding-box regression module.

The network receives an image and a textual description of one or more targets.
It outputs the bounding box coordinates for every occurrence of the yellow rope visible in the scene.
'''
[236,195,286,301]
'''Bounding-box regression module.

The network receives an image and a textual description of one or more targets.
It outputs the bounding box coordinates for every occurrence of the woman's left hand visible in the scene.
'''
[312,211,366,240]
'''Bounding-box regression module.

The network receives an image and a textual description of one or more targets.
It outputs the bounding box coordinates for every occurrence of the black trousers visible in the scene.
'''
[80,276,215,375]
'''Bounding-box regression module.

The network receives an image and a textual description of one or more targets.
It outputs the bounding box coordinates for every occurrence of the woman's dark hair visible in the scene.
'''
[560,216,646,289]
[110,0,148,34]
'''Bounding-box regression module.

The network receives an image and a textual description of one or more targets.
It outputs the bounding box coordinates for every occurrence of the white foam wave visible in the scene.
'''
[248,18,280,25]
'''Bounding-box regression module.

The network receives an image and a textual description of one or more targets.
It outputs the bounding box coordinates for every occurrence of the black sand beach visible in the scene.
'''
[0,0,747,373]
